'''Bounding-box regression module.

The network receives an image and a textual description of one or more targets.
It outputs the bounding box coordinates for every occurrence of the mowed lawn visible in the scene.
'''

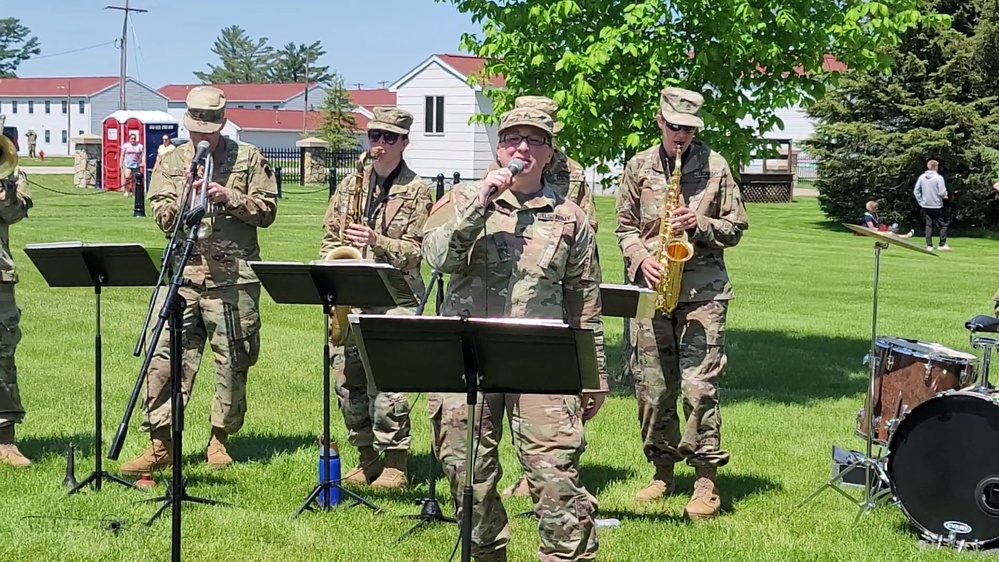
[0,175,992,561]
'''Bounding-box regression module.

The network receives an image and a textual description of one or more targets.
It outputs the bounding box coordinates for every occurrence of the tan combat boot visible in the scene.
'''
[120,428,172,475]
[343,446,383,486]
[371,449,408,489]
[0,424,31,468]
[684,467,721,520]
[206,428,233,470]
[635,463,676,502]
[501,474,530,498]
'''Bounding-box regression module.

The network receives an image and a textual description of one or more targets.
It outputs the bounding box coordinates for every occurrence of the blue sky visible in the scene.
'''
[5,0,482,88]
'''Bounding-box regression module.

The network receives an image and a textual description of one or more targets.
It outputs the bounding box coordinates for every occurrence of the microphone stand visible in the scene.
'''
[397,173,456,541]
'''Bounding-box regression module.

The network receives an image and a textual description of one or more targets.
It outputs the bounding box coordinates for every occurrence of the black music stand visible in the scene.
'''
[24,241,160,495]
[247,259,418,517]
[599,283,658,319]
[350,313,598,562]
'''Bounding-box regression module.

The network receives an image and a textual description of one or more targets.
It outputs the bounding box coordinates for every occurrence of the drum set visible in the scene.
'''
[800,224,999,553]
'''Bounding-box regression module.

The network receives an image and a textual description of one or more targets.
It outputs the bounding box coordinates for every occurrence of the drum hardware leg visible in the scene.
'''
[799,241,891,520]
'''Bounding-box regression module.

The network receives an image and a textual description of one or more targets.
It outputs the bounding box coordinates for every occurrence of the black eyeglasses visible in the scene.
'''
[664,122,697,133]
[368,130,401,144]
[499,133,550,147]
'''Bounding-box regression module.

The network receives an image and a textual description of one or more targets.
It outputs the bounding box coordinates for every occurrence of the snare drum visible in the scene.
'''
[887,390,999,548]
[857,336,978,446]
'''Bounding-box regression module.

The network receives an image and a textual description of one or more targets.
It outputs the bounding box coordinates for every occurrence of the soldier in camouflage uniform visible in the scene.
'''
[120,86,278,474]
[25,130,36,159]
[424,107,608,562]
[320,107,432,489]
[488,96,602,501]
[0,128,34,468]
[615,87,749,520]
[485,96,599,234]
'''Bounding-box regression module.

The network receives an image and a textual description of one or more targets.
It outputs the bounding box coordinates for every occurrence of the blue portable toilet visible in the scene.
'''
[101,110,179,191]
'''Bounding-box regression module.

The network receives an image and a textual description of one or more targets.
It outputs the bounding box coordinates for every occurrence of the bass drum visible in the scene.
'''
[887,390,999,548]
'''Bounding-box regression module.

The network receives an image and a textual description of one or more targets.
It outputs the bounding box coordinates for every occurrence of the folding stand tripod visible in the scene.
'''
[397,268,457,540]
[246,259,417,517]
[798,226,936,520]
[24,242,160,495]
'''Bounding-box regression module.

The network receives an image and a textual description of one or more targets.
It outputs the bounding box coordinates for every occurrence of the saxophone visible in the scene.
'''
[653,143,694,314]
[324,146,383,346]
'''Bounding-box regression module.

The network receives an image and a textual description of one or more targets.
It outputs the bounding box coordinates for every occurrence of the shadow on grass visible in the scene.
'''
[607,328,871,405]
[725,329,871,406]
[16,432,94,463]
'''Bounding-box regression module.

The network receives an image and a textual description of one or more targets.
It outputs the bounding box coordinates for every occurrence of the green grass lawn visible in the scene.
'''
[1,176,991,561]
[16,156,74,167]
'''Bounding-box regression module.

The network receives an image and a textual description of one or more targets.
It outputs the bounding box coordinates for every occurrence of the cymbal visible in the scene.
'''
[843,224,937,256]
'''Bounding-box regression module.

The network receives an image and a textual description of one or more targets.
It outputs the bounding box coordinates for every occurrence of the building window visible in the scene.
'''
[44,130,50,143]
[61,130,67,144]
[254,105,261,109]
[272,105,279,109]
[61,100,68,114]
[78,100,85,114]
[78,130,84,135]
[27,101,33,114]
[424,96,444,134]
[45,100,50,114]
[11,101,16,114]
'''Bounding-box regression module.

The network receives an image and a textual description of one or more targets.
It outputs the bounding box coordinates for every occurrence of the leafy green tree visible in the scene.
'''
[806,0,999,231]
[194,25,274,83]
[269,41,333,85]
[317,74,360,149]
[436,0,944,172]
[0,18,40,78]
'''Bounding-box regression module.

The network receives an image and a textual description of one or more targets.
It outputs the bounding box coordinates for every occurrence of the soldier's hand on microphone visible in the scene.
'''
[477,168,514,205]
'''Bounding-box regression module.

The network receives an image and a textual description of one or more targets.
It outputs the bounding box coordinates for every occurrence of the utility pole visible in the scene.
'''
[303,53,309,133]
[105,0,148,110]
[353,82,363,90]
[378,81,389,89]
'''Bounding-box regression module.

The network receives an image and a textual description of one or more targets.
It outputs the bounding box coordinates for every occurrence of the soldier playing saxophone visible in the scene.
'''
[614,86,748,520]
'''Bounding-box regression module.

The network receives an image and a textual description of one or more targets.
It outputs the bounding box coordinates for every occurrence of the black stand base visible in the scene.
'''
[143,477,228,527]
[397,495,457,540]
[294,480,384,517]
[69,470,139,495]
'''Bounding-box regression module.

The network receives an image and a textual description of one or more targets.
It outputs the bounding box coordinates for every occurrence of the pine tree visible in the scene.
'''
[269,41,333,85]
[806,0,999,231]
[0,18,40,78]
[317,74,360,149]
[194,25,274,83]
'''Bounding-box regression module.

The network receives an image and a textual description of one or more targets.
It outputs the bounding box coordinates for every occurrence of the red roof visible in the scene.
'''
[348,88,396,111]
[159,82,318,102]
[0,76,119,97]
[224,108,366,132]
[437,54,506,88]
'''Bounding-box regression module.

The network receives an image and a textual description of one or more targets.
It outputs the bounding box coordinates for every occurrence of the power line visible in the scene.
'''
[31,41,116,60]
[104,0,147,110]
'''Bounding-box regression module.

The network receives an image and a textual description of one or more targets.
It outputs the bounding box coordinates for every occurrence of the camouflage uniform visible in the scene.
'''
[487,96,601,501]
[615,87,749,516]
[26,131,36,158]
[424,107,607,562]
[121,86,278,474]
[321,108,432,488]
[0,167,33,468]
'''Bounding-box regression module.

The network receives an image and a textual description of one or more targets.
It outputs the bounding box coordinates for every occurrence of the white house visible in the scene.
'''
[388,54,504,180]
[0,76,166,156]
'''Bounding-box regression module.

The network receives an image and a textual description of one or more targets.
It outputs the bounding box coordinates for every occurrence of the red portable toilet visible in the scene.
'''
[101,110,179,191]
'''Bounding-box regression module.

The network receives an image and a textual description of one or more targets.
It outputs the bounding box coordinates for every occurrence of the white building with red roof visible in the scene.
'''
[0,76,166,155]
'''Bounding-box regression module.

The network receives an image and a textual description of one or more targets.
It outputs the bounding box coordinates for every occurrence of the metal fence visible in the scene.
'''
[259,146,365,187]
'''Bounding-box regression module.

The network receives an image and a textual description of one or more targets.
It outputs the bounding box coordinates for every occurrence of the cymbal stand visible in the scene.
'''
[797,240,893,519]
[970,332,998,392]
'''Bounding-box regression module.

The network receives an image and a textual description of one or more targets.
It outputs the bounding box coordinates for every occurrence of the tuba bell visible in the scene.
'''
[324,146,384,347]
[0,133,18,181]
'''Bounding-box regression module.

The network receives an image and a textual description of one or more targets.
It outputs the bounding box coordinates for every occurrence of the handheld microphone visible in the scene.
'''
[486,158,525,199]
[190,140,211,175]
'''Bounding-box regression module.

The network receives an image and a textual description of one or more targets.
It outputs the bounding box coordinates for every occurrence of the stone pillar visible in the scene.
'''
[73,134,102,189]
[296,137,330,185]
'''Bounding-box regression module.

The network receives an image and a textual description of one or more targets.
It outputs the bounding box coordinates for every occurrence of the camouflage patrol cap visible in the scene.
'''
[185,86,227,134]
[368,107,414,134]
[514,95,563,134]
[498,107,555,137]
[659,87,705,129]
